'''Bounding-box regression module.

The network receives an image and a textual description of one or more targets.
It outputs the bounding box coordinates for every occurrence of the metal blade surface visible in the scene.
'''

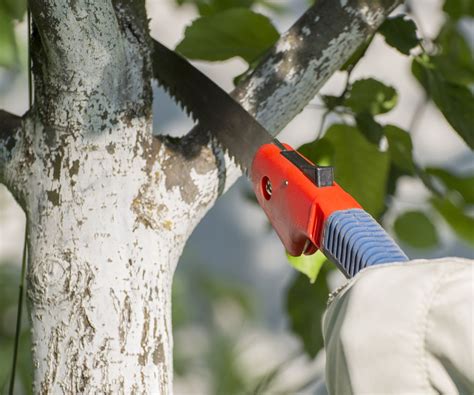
[152,40,275,173]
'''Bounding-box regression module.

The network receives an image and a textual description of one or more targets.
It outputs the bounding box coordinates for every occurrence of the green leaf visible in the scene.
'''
[355,112,383,145]
[0,7,17,68]
[386,164,410,197]
[394,211,439,249]
[426,167,474,204]
[443,0,474,19]
[2,0,26,20]
[286,267,330,358]
[412,57,474,149]
[384,125,415,173]
[298,138,334,166]
[299,124,390,217]
[344,78,398,115]
[176,8,279,63]
[3,0,26,21]
[175,0,284,16]
[286,250,327,283]
[321,95,343,111]
[197,0,255,16]
[433,22,474,85]
[431,197,474,245]
[378,15,420,55]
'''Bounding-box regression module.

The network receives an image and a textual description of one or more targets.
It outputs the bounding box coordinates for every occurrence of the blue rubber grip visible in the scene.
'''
[322,209,408,278]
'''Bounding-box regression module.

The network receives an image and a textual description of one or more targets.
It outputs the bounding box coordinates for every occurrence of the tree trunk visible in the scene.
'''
[0,0,401,392]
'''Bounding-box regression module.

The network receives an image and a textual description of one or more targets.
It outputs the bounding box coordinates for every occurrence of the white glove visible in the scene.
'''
[323,257,473,394]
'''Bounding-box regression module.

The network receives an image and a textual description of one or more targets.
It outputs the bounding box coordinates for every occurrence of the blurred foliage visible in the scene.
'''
[443,0,474,19]
[344,78,398,115]
[426,167,474,204]
[431,197,474,245]
[0,263,32,394]
[378,14,420,55]
[172,262,306,394]
[412,55,474,148]
[176,8,279,63]
[172,262,253,394]
[384,125,415,173]
[175,0,286,16]
[394,211,439,248]
[0,0,26,68]
[175,0,283,82]
[286,264,330,358]
[300,124,390,217]
[176,0,256,15]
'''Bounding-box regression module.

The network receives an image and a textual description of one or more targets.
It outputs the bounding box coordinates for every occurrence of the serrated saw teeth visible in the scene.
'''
[157,77,198,120]
[152,39,274,173]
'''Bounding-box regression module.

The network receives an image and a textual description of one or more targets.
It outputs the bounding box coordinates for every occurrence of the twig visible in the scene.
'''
[408,95,428,136]
[9,226,28,395]
[316,110,329,139]
[9,5,31,394]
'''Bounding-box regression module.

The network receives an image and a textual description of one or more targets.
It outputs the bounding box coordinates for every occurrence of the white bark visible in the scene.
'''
[0,0,400,393]
[25,118,176,393]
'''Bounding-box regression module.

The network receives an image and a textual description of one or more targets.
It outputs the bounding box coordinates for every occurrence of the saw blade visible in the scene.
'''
[152,39,275,174]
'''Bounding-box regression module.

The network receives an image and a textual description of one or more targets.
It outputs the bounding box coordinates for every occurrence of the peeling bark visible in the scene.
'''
[0,0,400,393]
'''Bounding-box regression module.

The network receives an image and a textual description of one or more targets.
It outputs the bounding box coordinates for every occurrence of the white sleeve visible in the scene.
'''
[322,257,474,395]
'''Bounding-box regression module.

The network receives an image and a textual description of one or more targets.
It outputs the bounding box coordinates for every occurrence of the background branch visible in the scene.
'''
[232,0,401,132]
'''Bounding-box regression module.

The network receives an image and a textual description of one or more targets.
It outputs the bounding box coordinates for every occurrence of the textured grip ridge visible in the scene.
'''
[322,209,408,278]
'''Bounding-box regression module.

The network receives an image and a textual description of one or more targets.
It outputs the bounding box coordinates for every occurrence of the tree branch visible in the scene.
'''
[152,0,401,233]
[0,109,22,183]
[29,0,152,128]
[29,0,125,88]
[232,0,401,131]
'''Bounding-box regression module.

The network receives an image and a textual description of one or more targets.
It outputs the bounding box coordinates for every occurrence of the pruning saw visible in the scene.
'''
[153,40,408,278]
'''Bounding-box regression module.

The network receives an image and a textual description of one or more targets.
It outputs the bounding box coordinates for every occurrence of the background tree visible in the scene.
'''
[0,0,472,393]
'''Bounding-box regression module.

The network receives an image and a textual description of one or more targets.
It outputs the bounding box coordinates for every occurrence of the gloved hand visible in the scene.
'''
[323,257,473,395]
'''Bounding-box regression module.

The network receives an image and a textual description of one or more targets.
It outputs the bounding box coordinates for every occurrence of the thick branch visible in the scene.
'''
[29,0,125,89]
[29,0,152,129]
[152,0,401,231]
[232,0,401,132]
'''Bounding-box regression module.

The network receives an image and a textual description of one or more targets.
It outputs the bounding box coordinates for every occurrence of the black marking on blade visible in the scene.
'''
[152,39,274,173]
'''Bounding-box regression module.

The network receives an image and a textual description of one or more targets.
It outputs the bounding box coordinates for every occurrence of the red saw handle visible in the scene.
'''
[250,143,361,256]
[250,142,408,278]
